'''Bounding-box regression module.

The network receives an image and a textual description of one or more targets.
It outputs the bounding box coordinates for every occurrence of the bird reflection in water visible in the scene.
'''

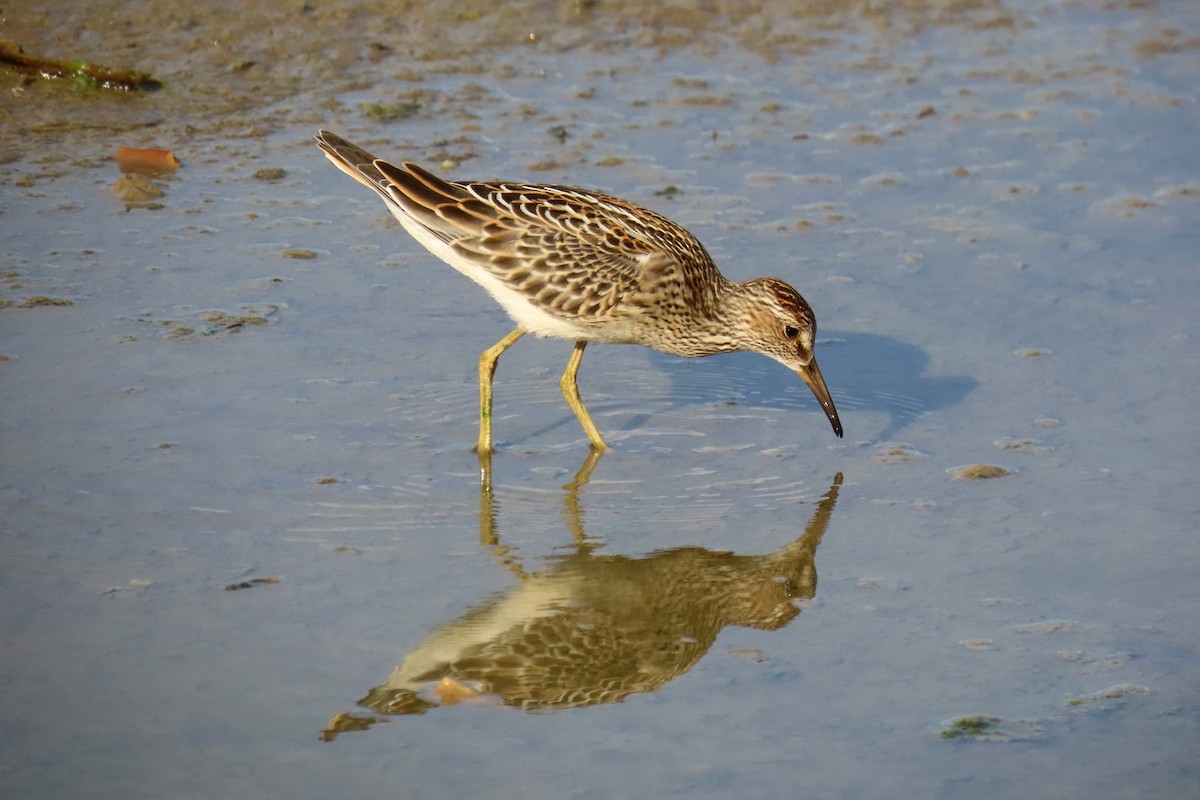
[323,458,841,740]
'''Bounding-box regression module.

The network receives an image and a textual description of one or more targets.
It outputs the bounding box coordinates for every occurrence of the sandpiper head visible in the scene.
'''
[743,278,843,438]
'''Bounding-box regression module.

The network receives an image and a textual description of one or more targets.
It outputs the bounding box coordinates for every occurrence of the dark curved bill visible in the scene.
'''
[796,359,843,438]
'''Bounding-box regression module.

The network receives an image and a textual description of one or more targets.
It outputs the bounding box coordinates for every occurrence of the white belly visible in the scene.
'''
[389,208,637,343]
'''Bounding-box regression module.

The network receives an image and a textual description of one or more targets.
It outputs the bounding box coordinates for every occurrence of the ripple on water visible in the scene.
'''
[285,477,479,550]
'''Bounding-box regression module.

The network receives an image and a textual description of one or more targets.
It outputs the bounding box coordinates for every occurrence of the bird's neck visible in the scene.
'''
[686,277,753,355]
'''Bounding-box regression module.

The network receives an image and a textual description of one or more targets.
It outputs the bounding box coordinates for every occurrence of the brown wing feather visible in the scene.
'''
[315,130,391,195]
[317,130,725,324]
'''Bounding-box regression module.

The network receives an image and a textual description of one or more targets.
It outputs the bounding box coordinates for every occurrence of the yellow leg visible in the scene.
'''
[477,327,525,454]
[560,340,607,451]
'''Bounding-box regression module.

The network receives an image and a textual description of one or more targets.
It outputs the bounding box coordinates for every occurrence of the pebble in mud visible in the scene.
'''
[947,464,1013,480]
[872,442,928,464]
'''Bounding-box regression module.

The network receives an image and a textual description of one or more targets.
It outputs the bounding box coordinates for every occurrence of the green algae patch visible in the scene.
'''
[18,295,74,307]
[941,716,1000,739]
[199,310,271,331]
[132,305,279,341]
[940,715,1044,742]
[0,41,161,91]
[253,167,288,181]
[362,101,421,122]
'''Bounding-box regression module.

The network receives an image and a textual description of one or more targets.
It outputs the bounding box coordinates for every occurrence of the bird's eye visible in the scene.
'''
[784,326,800,339]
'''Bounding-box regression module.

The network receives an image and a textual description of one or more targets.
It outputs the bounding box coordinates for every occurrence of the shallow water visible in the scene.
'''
[2,1,1198,797]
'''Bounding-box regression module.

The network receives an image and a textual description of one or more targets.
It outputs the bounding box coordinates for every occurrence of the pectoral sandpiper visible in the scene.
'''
[316,130,843,452]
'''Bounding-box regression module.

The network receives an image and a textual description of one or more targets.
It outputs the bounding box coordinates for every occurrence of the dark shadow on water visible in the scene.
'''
[321,458,843,740]
[644,330,976,442]
[509,331,973,446]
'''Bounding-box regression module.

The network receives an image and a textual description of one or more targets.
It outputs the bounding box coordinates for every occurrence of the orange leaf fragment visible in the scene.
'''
[115,147,180,175]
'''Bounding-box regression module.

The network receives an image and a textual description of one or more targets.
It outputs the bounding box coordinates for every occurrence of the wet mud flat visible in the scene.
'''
[2,1,1198,798]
